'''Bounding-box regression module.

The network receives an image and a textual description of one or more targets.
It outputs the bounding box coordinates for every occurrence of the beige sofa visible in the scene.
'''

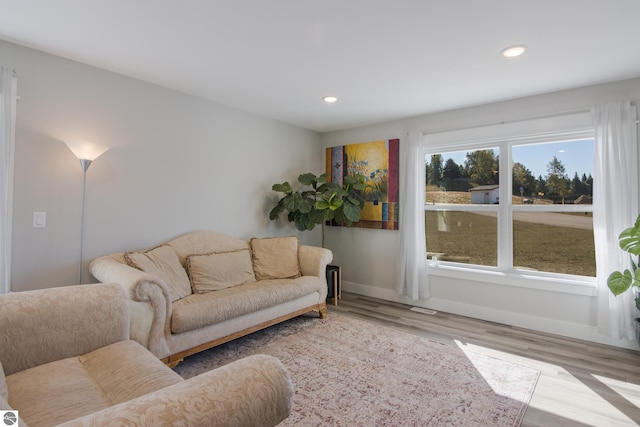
[0,283,294,427]
[90,231,332,366]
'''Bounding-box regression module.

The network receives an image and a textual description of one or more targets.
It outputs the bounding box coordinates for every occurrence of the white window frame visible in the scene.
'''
[423,112,597,296]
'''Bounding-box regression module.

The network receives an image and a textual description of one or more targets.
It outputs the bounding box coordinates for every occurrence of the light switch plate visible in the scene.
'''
[33,211,46,228]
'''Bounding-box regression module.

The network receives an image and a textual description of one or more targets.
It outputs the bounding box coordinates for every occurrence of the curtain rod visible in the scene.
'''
[419,102,638,136]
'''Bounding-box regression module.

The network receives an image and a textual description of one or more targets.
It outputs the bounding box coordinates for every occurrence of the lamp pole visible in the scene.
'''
[78,159,92,284]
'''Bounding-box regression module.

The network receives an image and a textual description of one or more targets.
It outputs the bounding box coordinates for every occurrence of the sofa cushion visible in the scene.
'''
[0,360,7,401]
[125,245,192,302]
[8,355,111,426]
[186,249,256,293]
[6,340,183,427]
[171,276,322,334]
[250,236,301,280]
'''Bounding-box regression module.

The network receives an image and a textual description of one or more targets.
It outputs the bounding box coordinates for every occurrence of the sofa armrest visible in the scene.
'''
[0,284,128,376]
[58,354,294,427]
[90,255,170,301]
[298,245,333,281]
[90,256,173,359]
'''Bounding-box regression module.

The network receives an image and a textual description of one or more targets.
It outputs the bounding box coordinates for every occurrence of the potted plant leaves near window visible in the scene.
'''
[607,214,640,341]
[269,172,367,246]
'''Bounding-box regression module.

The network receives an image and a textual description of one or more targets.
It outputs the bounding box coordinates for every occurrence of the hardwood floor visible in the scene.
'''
[328,292,640,426]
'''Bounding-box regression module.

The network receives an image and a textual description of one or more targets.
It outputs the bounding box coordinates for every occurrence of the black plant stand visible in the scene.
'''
[326,265,341,306]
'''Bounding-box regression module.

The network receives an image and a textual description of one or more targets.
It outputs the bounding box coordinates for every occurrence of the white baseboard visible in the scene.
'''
[342,281,640,351]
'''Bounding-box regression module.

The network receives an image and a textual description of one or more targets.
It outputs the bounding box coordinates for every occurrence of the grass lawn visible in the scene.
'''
[426,210,596,277]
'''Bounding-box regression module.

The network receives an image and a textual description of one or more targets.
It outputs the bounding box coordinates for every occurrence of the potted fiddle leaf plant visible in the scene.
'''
[607,214,640,309]
[269,172,368,246]
[607,214,640,341]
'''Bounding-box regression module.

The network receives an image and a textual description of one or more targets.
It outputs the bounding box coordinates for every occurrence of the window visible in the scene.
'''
[424,118,596,282]
[511,140,595,277]
[425,148,500,268]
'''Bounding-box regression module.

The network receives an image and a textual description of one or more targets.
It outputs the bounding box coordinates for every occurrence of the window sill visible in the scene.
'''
[427,262,597,296]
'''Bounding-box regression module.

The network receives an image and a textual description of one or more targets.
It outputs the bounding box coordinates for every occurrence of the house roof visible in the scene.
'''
[1,1,640,132]
[469,185,500,192]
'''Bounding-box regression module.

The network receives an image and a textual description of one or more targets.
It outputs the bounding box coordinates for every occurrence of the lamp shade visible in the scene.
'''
[64,140,109,161]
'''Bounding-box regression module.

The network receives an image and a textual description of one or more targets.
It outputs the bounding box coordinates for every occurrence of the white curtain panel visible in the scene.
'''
[592,101,639,340]
[0,66,16,294]
[396,132,430,300]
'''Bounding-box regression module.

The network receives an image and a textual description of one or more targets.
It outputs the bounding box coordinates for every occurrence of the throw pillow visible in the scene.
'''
[124,245,192,302]
[0,360,7,401]
[186,249,256,293]
[250,236,301,280]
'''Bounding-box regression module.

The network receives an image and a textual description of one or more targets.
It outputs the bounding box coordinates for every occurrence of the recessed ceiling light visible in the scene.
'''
[501,45,527,58]
[323,96,338,103]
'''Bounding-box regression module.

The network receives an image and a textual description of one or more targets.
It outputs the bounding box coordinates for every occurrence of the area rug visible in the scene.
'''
[174,313,539,426]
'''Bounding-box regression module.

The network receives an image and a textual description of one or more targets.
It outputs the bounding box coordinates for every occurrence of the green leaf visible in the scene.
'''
[318,188,338,199]
[344,174,357,185]
[334,187,349,197]
[283,192,302,212]
[309,208,327,225]
[316,182,337,193]
[316,199,330,210]
[294,213,312,231]
[316,173,328,184]
[608,270,634,296]
[347,195,361,206]
[298,198,314,214]
[268,203,284,220]
[272,182,292,193]
[619,216,640,255]
[329,198,343,211]
[343,201,361,222]
[298,173,317,186]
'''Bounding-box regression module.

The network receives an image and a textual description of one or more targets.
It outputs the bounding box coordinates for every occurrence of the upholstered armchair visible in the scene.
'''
[0,283,293,427]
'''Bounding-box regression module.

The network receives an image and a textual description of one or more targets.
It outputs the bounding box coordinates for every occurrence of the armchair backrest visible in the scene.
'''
[0,283,129,375]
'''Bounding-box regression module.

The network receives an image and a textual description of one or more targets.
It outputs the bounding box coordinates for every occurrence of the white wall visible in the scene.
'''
[1,40,322,292]
[321,78,640,349]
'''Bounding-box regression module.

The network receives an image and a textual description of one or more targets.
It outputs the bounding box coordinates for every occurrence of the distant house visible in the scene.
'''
[574,195,593,204]
[470,185,500,204]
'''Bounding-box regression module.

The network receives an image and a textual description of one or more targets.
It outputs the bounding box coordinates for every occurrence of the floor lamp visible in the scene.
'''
[64,141,109,284]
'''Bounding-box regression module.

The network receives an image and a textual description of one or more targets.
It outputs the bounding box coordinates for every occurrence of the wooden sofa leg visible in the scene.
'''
[319,303,327,319]
[165,358,183,369]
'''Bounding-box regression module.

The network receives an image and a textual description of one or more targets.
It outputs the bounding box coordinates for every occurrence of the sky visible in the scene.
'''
[433,138,594,180]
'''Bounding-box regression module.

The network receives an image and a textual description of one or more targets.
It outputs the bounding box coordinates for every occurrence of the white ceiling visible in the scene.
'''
[1,1,640,133]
